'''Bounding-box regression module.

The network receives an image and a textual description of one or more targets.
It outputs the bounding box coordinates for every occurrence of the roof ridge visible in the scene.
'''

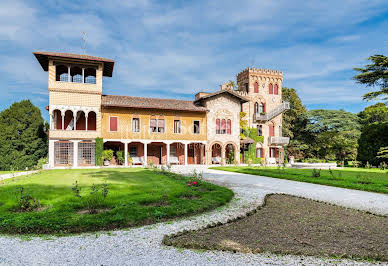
[102,94,195,103]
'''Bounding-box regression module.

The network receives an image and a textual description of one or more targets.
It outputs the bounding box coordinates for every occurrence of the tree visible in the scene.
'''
[358,102,388,127]
[357,122,388,165]
[353,54,388,101]
[281,87,307,139]
[306,109,361,161]
[0,100,47,170]
[281,87,309,158]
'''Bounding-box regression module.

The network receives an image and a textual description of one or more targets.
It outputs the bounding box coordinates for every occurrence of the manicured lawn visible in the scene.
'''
[0,171,22,175]
[212,166,388,194]
[164,194,388,261]
[0,168,233,234]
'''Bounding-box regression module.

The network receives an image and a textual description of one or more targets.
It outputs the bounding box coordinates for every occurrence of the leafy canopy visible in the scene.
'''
[0,100,47,170]
[353,54,388,101]
[358,103,388,127]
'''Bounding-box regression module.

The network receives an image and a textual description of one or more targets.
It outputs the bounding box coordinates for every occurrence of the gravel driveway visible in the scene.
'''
[0,167,386,265]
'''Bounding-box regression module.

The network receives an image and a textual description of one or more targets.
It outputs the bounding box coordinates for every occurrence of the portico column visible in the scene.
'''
[184,143,188,166]
[73,113,77,130]
[124,142,128,167]
[221,145,226,166]
[85,115,88,131]
[73,140,79,168]
[61,113,64,130]
[67,66,71,82]
[49,114,53,130]
[144,142,148,166]
[166,143,170,165]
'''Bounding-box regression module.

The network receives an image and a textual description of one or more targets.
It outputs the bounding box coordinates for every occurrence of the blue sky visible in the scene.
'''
[0,0,387,120]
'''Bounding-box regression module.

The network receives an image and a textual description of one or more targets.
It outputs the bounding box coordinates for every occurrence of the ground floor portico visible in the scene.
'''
[48,139,241,168]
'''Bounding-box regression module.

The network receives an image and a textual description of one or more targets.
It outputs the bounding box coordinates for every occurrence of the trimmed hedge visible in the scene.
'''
[95,137,104,166]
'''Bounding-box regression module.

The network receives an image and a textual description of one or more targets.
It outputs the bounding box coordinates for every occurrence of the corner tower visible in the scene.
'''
[34,51,114,168]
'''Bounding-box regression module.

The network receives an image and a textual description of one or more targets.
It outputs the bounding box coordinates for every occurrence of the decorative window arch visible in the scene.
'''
[254,82,259,93]
[84,68,96,84]
[259,103,265,113]
[255,102,259,113]
[274,84,279,95]
[269,83,273,94]
[226,119,231,134]
[221,119,226,134]
[216,119,220,134]
[70,66,83,83]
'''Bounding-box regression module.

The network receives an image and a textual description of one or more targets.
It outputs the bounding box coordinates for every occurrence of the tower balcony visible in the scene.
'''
[269,136,290,145]
[255,101,290,121]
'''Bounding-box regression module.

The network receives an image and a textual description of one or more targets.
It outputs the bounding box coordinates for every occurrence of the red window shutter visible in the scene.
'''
[269,83,273,94]
[227,119,231,134]
[216,119,220,133]
[110,117,118,131]
[221,119,226,132]
[263,103,266,113]
[269,125,274,136]
[254,82,258,93]
[274,84,279,95]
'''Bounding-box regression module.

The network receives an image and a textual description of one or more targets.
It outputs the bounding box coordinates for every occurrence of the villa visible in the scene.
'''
[33,51,289,168]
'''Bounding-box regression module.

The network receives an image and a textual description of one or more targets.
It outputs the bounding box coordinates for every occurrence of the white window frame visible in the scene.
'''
[132,117,140,133]
[173,119,181,134]
[193,120,200,134]
[150,118,165,133]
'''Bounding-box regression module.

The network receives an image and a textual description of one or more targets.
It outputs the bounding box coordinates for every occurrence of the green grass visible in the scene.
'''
[212,166,388,194]
[0,171,22,175]
[0,168,233,235]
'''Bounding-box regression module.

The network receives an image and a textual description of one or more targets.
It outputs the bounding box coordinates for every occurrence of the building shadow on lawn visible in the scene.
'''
[164,194,388,262]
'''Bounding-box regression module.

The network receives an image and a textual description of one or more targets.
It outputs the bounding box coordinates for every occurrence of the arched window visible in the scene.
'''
[226,119,231,134]
[255,102,259,113]
[56,65,68,82]
[254,82,259,93]
[88,111,97,130]
[84,68,96,84]
[269,83,273,94]
[274,84,279,95]
[259,103,265,113]
[216,119,220,134]
[70,66,82,83]
[221,119,226,134]
[64,110,74,130]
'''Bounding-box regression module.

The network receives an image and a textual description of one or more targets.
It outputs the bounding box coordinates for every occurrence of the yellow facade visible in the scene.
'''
[101,107,207,141]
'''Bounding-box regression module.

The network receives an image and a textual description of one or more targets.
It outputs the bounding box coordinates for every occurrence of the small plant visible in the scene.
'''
[352,161,360,168]
[72,181,81,198]
[116,151,125,165]
[103,150,114,161]
[365,161,371,169]
[312,168,321,178]
[328,168,335,179]
[128,156,133,166]
[166,163,172,172]
[147,160,154,169]
[15,187,40,212]
[379,161,387,170]
[102,182,109,199]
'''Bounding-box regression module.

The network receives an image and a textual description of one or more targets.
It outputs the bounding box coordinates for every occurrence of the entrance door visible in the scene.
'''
[148,145,162,165]
[188,144,195,164]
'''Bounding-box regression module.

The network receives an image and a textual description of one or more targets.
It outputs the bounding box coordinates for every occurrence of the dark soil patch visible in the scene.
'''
[141,201,170,207]
[12,206,47,213]
[164,194,388,261]
[76,208,111,215]
[180,195,201,200]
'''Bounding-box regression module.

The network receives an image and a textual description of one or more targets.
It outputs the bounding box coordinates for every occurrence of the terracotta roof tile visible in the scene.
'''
[194,89,249,103]
[102,95,207,112]
[33,51,114,77]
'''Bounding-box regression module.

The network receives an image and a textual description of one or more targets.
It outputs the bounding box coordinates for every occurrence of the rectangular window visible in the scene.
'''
[216,119,220,134]
[226,119,231,134]
[109,116,118,132]
[269,125,274,137]
[257,125,262,136]
[132,118,140,132]
[174,120,181,133]
[193,121,200,134]
[220,119,226,134]
[78,142,95,165]
[129,146,137,157]
[150,118,165,133]
[54,141,74,165]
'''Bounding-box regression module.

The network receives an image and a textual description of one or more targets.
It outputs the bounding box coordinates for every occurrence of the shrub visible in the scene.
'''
[35,157,48,169]
[15,187,40,212]
[312,168,321,178]
[379,161,387,170]
[365,161,371,169]
[83,183,109,214]
[72,181,81,198]
[95,138,104,166]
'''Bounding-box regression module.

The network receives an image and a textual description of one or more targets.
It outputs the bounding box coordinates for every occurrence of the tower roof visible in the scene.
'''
[33,51,115,77]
